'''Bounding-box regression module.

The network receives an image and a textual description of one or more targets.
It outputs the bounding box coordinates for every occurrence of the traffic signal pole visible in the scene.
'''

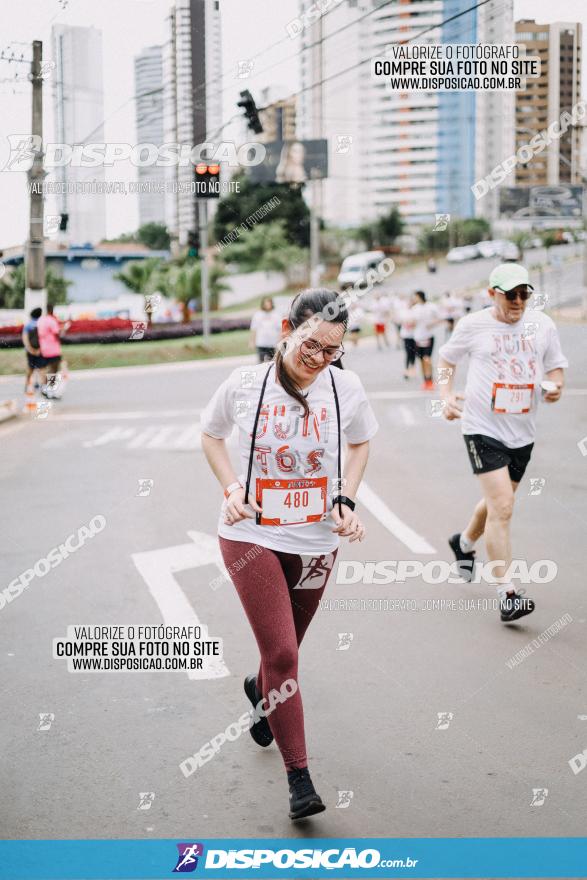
[198,200,210,340]
[24,40,46,314]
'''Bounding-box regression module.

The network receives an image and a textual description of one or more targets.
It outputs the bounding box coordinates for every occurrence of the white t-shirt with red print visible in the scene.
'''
[200,362,379,554]
[439,308,568,448]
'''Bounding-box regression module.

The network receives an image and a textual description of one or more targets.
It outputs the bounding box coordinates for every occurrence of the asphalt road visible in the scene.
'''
[0,312,586,844]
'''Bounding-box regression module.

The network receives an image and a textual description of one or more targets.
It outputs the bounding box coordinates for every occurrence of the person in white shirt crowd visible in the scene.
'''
[389,293,405,350]
[370,290,391,350]
[410,290,441,390]
[439,291,463,339]
[347,302,365,347]
[249,297,282,362]
[201,288,378,821]
[437,263,568,623]
[398,294,417,380]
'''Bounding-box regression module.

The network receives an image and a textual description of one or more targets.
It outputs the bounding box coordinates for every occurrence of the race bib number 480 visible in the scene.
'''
[491,383,534,414]
[257,477,327,526]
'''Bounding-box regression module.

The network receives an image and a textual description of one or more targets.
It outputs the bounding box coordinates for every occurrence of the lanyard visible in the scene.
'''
[244,363,342,519]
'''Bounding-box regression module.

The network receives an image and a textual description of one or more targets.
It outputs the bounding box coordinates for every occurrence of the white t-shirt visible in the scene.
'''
[411,302,439,345]
[398,304,415,339]
[250,309,281,349]
[200,363,379,554]
[439,308,568,448]
[371,296,391,323]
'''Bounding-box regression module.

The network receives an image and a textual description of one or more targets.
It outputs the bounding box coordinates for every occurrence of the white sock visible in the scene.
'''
[459,533,475,553]
[495,581,515,600]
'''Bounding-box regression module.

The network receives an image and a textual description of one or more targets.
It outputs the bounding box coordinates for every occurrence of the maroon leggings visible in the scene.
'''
[219,537,337,771]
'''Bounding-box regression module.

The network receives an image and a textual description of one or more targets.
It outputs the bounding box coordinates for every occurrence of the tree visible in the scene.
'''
[213,174,311,248]
[0,263,71,309]
[220,221,308,273]
[167,260,229,320]
[137,222,171,250]
[113,257,164,293]
[376,206,404,245]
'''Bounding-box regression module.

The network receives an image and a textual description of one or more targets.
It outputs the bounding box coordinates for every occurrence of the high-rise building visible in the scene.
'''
[473,0,516,222]
[134,45,166,227]
[515,20,582,187]
[298,0,514,228]
[163,0,223,244]
[51,24,107,245]
[258,88,297,144]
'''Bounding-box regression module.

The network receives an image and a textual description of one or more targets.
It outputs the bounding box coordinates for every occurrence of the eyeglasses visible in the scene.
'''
[494,286,532,302]
[299,339,345,363]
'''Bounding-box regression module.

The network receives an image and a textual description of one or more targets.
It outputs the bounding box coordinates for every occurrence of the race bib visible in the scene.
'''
[491,383,534,414]
[256,477,328,526]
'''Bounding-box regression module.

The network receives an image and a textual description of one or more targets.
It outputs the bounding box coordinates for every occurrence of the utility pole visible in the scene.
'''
[198,200,210,340]
[310,14,323,288]
[24,40,46,314]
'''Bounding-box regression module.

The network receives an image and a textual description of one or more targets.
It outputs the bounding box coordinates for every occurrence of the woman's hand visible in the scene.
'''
[223,487,262,526]
[330,503,365,543]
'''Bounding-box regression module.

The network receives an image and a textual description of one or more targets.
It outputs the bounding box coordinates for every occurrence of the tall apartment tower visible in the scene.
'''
[298,0,445,226]
[134,45,166,227]
[515,20,583,186]
[163,0,222,244]
[52,24,107,245]
[473,0,516,222]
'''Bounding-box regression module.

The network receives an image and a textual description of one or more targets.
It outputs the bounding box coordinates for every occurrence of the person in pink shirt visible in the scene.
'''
[37,304,70,398]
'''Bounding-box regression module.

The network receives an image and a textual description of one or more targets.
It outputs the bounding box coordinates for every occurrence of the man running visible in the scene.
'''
[437,263,568,622]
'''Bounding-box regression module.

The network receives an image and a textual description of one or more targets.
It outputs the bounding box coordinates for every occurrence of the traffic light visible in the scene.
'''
[59,213,69,231]
[187,229,200,257]
[194,162,221,199]
[237,90,263,135]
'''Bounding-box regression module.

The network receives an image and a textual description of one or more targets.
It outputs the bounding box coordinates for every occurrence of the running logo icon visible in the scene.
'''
[173,843,204,873]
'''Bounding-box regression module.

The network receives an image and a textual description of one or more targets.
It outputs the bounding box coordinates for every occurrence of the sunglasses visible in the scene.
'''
[493,286,532,302]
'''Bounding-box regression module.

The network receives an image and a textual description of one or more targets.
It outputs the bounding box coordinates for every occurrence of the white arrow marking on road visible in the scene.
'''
[131,530,230,680]
[82,424,202,450]
[357,481,437,554]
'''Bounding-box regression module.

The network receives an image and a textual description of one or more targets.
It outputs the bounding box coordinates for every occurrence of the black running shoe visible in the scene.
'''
[500,591,535,622]
[287,768,326,820]
[244,675,273,747]
[448,533,476,582]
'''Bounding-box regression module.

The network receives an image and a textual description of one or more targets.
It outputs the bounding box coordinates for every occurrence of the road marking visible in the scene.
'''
[51,408,202,420]
[131,531,230,681]
[83,424,201,450]
[357,480,437,554]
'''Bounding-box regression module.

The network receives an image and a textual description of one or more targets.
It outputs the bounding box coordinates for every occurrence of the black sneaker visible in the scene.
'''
[287,768,326,820]
[500,591,535,622]
[448,533,476,582]
[244,675,273,747]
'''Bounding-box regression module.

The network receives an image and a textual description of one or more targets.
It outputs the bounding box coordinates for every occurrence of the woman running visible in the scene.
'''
[201,288,378,820]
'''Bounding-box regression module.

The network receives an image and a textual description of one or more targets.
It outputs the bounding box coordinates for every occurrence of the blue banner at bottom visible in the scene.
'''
[1,838,586,880]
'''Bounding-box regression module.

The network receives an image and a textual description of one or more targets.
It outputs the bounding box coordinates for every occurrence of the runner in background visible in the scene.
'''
[37,304,71,399]
[370,290,391,350]
[411,291,440,390]
[21,307,46,392]
[439,291,463,340]
[390,293,405,349]
[347,302,364,347]
[250,297,282,363]
[437,264,568,622]
[399,294,417,380]
[201,288,378,820]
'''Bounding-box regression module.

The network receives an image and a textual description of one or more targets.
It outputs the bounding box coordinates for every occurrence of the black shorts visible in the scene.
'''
[416,339,434,358]
[26,353,47,369]
[464,434,534,483]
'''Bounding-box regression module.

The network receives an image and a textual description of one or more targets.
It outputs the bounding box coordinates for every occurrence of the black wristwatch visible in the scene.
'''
[332,495,356,512]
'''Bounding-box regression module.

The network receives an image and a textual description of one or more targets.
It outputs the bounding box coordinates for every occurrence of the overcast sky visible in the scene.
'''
[0,0,585,247]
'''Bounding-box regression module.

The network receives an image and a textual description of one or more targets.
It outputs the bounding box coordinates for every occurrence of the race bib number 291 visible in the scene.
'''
[491,383,534,414]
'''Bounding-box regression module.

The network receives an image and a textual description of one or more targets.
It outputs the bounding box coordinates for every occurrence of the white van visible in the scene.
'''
[337,250,386,290]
